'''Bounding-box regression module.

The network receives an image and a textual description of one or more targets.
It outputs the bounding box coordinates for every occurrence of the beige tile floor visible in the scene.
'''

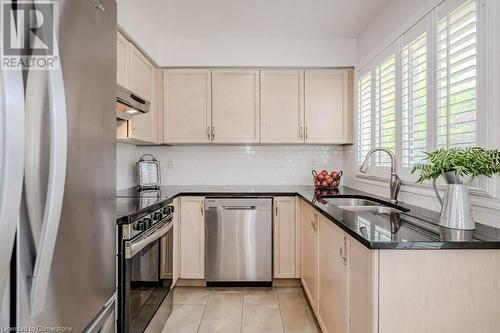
[160,287,321,333]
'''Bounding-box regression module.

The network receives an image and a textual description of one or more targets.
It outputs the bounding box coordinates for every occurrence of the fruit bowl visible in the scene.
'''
[312,169,343,189]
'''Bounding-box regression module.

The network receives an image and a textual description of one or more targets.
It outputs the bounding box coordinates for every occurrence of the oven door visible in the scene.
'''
[120,217,173,333]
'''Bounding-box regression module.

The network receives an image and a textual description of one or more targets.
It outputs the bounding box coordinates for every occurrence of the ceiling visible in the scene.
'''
[117,0,391,39]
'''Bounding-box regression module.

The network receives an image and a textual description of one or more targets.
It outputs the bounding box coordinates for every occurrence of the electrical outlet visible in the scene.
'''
[167,157,175,169]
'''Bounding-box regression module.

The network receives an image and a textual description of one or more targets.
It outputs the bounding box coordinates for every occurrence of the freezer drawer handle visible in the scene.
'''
[125,218,173,259]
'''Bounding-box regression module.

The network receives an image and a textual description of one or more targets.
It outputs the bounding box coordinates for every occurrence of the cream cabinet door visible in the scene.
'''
[180,197,205,279]
[261,70,304,143]
[273,197,296,279]
[212,69,260,143]
[129,44,154,102]
[317,215,349,333]
[129,69,159,144]
[301,201,319,312]
[305,69,350,144]
[349,235,377,333]
[163,69,212,144]
[116,32,129,88]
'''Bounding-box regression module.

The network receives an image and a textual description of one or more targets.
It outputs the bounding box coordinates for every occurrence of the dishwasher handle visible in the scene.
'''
[221,205,256,210]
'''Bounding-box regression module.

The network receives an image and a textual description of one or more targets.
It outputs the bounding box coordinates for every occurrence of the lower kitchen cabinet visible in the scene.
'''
[318,215,350,333]
[172,198,181,286]
[377,250,500,333]
[299,198,500,333]
[301,201,319,312]
[349,238,377,333]
[273,197,297,278]
[180,196,205,279]
[301,199,375,333]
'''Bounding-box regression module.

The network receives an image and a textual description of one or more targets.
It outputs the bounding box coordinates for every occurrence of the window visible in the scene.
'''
[374,55,397,166]
[436,0,477,148]
[401,31,427,167]
[356,0,479,180]
[357,72,372,165]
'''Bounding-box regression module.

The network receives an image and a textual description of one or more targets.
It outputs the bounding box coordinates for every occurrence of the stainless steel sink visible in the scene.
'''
[325,198,381,207]
[323,197,407,214]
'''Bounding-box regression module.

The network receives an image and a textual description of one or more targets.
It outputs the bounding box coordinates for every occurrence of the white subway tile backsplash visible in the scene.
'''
[117,143,344,189]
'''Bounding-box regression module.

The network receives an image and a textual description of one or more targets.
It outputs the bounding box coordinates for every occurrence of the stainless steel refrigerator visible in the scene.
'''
[0,0,117,331]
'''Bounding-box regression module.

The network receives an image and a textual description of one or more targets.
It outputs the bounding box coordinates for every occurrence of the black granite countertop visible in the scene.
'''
[116,185,500,250]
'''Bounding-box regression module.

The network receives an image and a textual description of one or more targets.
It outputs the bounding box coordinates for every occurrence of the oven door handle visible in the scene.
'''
[125,219,173,259]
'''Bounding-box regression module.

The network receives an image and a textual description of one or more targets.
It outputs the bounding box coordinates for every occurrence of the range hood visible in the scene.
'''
[116,85,151,120]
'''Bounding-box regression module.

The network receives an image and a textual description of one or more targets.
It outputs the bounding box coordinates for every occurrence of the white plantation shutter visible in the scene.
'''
[374,55,396,166]
[436,0,477,148]
[357,72,372,165]
[356,0,483,184]
[401,31,428,168]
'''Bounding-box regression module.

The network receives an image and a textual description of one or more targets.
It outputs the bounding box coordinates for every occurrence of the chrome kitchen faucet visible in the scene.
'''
[359,148,401,204]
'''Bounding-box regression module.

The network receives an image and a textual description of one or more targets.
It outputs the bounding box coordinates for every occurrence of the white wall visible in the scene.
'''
[117,144,344,189]
[117,0,359,67]
[149,37,356,68]
[356,0,441,66]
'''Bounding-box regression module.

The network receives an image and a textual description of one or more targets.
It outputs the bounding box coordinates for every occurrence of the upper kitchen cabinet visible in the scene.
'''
[116,32,160,144]
[163,69,212,144]
[261,70,304,143]
[116,31,129,88]
[128,44,155,102]
[212,69,260,143]
[304,69,353,144]
[128,69,161,144]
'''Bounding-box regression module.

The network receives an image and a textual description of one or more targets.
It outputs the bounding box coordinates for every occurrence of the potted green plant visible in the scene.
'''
[412,147,500,230]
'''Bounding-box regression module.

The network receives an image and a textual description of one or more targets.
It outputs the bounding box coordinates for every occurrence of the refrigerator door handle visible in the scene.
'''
[30,33,68,316]
[0,66,25,303]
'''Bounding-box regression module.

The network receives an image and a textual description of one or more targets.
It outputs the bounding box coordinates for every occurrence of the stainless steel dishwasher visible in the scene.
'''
[205,198,272,286]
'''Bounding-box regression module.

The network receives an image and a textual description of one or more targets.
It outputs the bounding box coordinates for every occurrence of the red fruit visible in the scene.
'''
[317,174,325,181]
[315,180,321,187]
[325,176,334,185]
[332,180,339,187]
[331,171,338,178]
[321,180,328,186]
[321,170,329,177]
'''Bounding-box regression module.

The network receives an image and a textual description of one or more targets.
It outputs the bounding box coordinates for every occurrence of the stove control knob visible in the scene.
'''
[152,212,163,220]
[135,220,146,231]
[163,206,174,215]
[143,217,153,229]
